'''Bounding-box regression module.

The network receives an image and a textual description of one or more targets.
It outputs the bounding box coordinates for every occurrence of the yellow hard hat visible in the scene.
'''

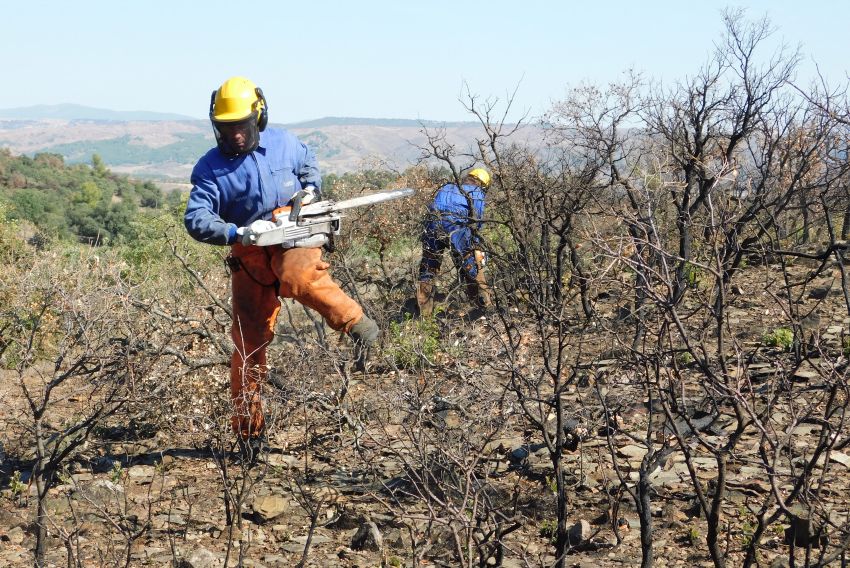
[468,168,491,188]
[210,76,268,130]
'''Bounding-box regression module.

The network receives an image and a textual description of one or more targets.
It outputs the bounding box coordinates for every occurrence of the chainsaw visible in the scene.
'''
[242,187,415,248]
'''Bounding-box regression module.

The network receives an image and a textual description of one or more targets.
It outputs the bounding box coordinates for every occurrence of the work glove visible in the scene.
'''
[293,185,318,206]
[236,220,277,245]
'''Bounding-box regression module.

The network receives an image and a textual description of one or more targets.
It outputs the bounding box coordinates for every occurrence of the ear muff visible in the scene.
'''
[208,90,217,119]
[255,87,268,132]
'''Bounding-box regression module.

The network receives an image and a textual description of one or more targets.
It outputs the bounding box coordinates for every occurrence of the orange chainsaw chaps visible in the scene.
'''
[227,244,364,437]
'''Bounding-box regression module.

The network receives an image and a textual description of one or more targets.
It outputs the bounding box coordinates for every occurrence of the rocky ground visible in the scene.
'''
[2,261,850,568]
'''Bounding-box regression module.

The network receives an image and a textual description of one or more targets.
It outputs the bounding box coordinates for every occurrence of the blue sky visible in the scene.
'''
[4,1,848,123]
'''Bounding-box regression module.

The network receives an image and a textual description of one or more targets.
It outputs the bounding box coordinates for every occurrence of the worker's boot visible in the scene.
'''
[349,315,380,371]
[465,275,492,316]
[475,271,492,310]
[416,281,435,317]
[236,434,268,468]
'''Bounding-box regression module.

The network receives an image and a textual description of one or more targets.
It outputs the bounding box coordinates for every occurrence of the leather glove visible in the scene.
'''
[293,185,318,206]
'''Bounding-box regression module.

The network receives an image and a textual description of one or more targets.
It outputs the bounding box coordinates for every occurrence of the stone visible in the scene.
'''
[7,526,25,545]
[75,479,124,509]
[792,369,819,382]
[351,520,382,552]
[266,454,298,468]
[127,464,157,479]
[483,436,524,455]
[567,519,592,547]
[617,444,648,460]
[261,555,289,567]
[828,451,850,468]
[159,454,177,467]
[177,546,223,568]
[252,494,290,523]
[292,534,331,545]
[784,505,826,548]
[154,513,186,528]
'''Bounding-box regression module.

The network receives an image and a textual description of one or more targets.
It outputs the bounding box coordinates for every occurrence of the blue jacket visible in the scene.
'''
[427,183,485,235]
[422,182,486,257]
[185,127,322,245]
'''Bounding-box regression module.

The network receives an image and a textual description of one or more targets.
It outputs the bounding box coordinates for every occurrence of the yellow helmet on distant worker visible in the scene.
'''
[468,168,491,188]
[208,76,268,155]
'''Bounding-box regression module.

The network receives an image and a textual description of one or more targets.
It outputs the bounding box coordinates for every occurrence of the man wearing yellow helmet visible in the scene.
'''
[416,168,492,316]
[184,76,379,451]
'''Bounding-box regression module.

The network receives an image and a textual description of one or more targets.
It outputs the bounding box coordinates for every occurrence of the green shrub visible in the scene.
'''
[682,262,702,289]
[9,470,25,497]
[686,524,700,546]
[762,327,794,350]
[109,461,125,483]
[386,314,440,369]
[538,519,557,543]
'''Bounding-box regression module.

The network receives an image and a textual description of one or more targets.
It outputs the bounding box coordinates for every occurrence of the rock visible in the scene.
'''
[291,534,331,545]
[828,451,850,468]
[127,464,157,479]
[808,286,831,300]
[159,454,177,468]
[567,519,592,547]
[769,556,790,568]
[252,494,290,523]
[784,505,826,548]
[153,513,185,528]
[90,455,118,473]
[261,555,289,568]
[75,479,124,508]
[351,520,382,552]
[266,454,298,468]
[177,547,223,568]
[327,506,362,530]
[617,444,647,460]
[7,526,25,545]
[0,510,26,530]
[483,436,524,455]
[792,369,820,383]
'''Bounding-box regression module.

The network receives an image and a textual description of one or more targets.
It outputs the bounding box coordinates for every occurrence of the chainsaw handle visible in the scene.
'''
[288,193,303,222]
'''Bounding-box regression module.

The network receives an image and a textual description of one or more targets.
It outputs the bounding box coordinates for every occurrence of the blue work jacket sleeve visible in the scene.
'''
[296,139,322,192]
[474,191,485,227]
[184,158,238,246]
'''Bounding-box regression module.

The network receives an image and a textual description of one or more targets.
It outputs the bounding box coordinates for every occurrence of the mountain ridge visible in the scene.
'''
[0,103,197,122]
[0,104,481,128]
[0,107,539,179]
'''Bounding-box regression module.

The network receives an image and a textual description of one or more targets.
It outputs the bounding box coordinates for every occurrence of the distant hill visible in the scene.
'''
[0,106,541,180]
[287,116,479,128]
[0,104,197,122]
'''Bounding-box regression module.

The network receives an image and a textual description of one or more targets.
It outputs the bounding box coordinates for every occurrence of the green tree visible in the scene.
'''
[73,181,102,207]
[91,153,108,177]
